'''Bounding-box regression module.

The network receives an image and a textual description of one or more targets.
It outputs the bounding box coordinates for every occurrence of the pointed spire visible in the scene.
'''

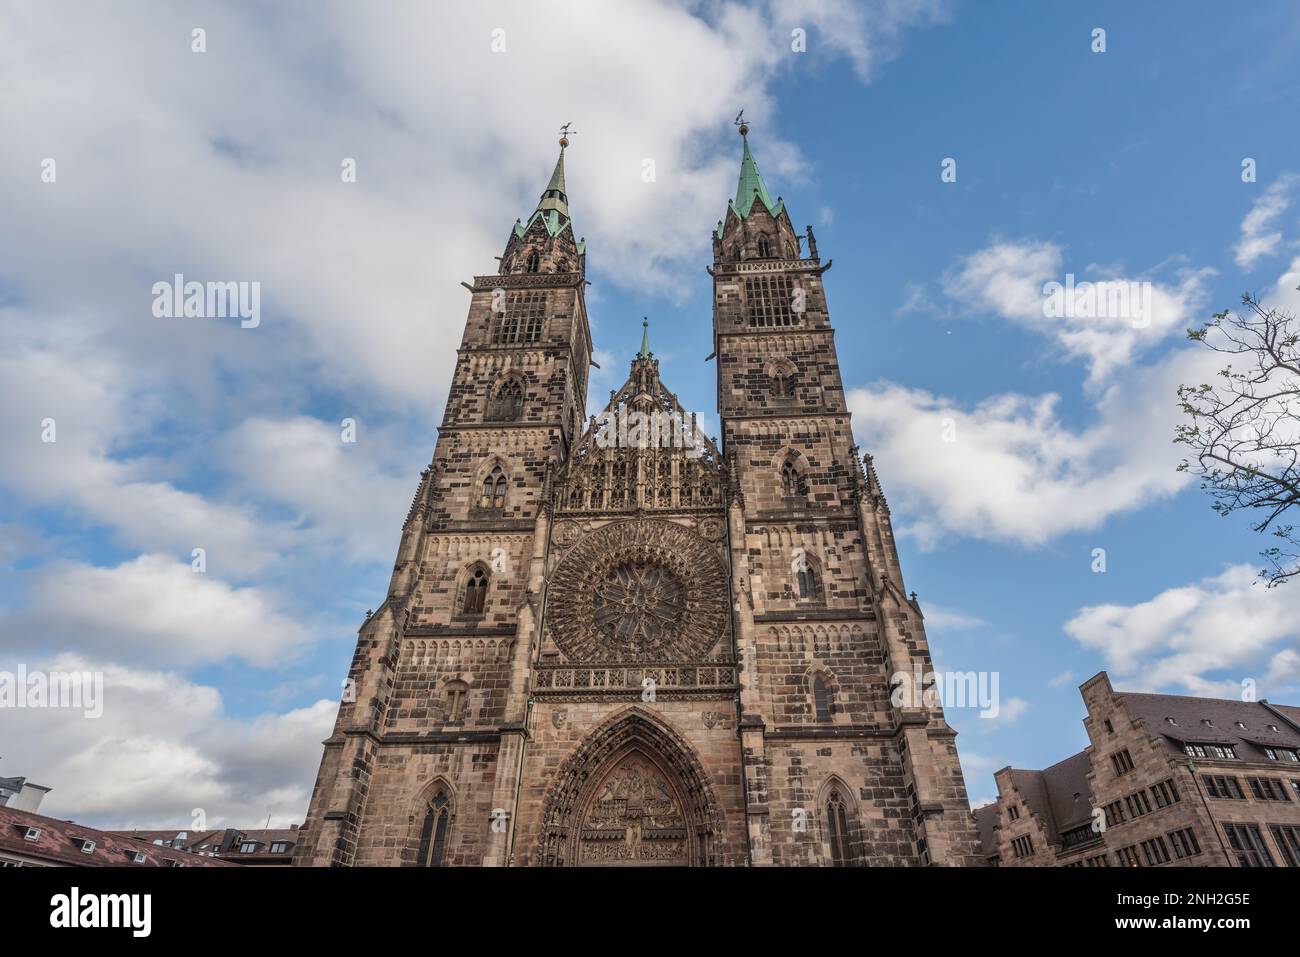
[638,317,651,358]
[535,138,569,219]
[718,119,785,237]
[733,130,777,218]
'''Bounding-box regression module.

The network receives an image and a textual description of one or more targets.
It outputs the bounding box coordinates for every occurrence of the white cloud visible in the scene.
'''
[1234,174,1297,270]
[922,604,985,631]
[942,239,1211,384]
[1064,563,1300,696]
[1047,670,1075,688]
[5,555,313,668]
[847,345,1212,547]
[981,696,1029,727]
[221,416,415,564]
[0,655,335,829]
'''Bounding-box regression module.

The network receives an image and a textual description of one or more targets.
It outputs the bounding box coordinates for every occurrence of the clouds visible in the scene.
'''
[1064,563,1300,697]
[0,655,335,829]
[1234,174,1298,270]
[847,344,1213,547]
[6,554,314,668]
[941,239,1211,384]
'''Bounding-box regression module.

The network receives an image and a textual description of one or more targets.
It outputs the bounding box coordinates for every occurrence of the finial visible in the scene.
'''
[734,109,748,137]
[558,122,576,149]
[638,317,651,359]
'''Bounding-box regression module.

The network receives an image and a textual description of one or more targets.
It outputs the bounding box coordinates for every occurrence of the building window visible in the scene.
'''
[745,273,796,326]
[1269,825,1300,867]
[1111,749,1135,776]
[812,675,832,722]
[1114,845,1142,867]
[1248,777,1291,802]
[240,842,257,853]
[1150,779,1180,808]
[463,567,488,615]
[770,369,794,397]
[1103,718,1114,734]
[270,842,289,854]
[1187,742,1239,760]
[418,794,451,867]
[1008,805,1020,821]
[488,379,524,421]
[1203,775,1245,800]
[796,564,820,601]
[757,235,772,258]
[1061,824,1099,849]
[1265,747,1299,763]
[825,789,857,866]
[525,250,540,273]
[1168,827,1202,860]
[1102,800,1125,828]
[444,681,469,722]
[1140,837,1171,866]
[491,291,546,345]
[1222,823,1274,867]
[780,458,808,497]
[1124,791,1152,819]
[1011,835,1034,858]
[480,465,508,510]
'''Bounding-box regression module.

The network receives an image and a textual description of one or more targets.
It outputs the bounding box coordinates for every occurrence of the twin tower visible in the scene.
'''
[294,125,981,867]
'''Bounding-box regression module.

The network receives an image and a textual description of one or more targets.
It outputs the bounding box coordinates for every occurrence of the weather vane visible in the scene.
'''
[559,122,577,147]
[734,109,748,136]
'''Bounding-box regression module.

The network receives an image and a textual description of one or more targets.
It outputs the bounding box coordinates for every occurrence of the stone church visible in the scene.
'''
[293,124,982,867]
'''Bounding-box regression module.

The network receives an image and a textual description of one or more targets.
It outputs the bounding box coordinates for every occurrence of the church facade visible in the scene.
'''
[293,126,982,867]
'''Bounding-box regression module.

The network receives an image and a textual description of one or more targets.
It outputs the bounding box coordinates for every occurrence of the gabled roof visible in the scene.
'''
[1005,749,1094,841]
[0,806,235,867]
[1117,690,1300,758]
[973,804,1000,859]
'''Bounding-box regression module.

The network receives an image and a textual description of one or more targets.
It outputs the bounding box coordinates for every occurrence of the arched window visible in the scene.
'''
[826,789,856,866]
[780,458,808,497]
[479,465,507,510]
[813,674,832,721]
[771,370,793,397]
[525,250,540,273]
[463,566,488,614]
[797,564,820,601]
[444,680,469,722]
[785,240,796,259]
[489,379,524,421]
[757,235,771,258]
[418,793,451,867]
[555,256,568,272]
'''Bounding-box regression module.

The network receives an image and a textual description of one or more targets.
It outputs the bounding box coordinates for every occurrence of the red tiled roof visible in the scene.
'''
[0,806,236,867]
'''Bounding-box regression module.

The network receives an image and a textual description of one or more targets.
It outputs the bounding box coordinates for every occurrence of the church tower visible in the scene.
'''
[711,120,980,865]
[294,125,981,867]
[294,135,595,866]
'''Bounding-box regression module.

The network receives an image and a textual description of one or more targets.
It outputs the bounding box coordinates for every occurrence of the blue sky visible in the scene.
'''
[3,0,1300,824]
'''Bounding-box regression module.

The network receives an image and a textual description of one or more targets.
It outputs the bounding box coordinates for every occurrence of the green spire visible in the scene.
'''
[717,129,785,237]
[536,145,569,218]
[638,317,651,358]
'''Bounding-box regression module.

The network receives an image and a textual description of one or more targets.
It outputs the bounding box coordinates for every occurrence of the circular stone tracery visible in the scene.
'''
[547,520,726,662]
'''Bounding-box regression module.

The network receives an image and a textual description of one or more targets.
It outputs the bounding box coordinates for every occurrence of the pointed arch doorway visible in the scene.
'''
[538,708,720,866]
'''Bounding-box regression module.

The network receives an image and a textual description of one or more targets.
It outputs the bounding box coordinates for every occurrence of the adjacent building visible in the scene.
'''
[109,825,300,866]
[977,672,1300,867]
[0,805,234,868]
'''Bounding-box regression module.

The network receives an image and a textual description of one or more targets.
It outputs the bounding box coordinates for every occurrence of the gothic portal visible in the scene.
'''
[294,124,982,867]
